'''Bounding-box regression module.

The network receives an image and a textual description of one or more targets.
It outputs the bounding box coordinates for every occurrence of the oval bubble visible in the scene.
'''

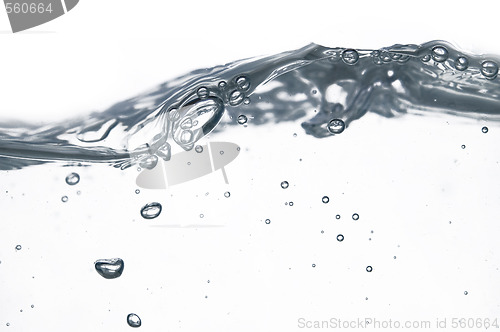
[140,202,162,219]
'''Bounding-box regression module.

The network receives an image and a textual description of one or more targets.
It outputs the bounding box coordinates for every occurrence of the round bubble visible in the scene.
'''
[337,234,344,242]
[140,202,162,219]
[224,191,230,198]
[127,313,141,328]
[265,219,271,224]
[135,189,140,194]
[327,119,345,134]
[480,60,498,79]
[218,81,227,89]
[336,214,341,220]
[237,115,248,125]
[195,145,203,153]
[61,196,68,203]
[236,76,250,91]
[366,266,373,272]
[65,172,80,185]
[197,86,209,99]
[421,54,431,62]
[341,49,359,65]
[352,213,359,220]
[455,56,469,71]
[281,181,289,189]
[482,126,488,133]
[15,244,21,250]
[431,46,449,62]
[322,196,329,204]
[461,144,466,149]
[229,90,245,106]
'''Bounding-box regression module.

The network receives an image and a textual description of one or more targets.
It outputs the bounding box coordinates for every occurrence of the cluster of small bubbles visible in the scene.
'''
[229,90,244,106]
[265,219,271,224]
[140,202,162,219]
[224,191,230,198]
[237,114,248,125]
[327,119,345,134]
[480,60,498,79]
[421,54,431,62]
[236,76,250,91]
[218,81,227,89]
[366,266,373,272]
[61,196,68,203]
[431,46,449,62]
[195,145,203,153]
[336,214,340,220]
[127,313,141,328]
[461,144,466,149]
[455,56,469,71]
[322,196,329,204]
[482,126,488,133]
[281,181,289,189]
[337,234,344,242]
[65,172,80,185]
[197,86,209,99]
[341,49,359,65]
[15,244,21,250]
[200,214,204,218]
[352,213,359,220]
[243,97,250,105]
[135,189,140,194]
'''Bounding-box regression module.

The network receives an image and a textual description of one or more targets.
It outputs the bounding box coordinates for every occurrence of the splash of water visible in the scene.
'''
[0,41,499,170]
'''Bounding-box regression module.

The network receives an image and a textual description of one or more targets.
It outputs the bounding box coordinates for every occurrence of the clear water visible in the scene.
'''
[1,41,500,330]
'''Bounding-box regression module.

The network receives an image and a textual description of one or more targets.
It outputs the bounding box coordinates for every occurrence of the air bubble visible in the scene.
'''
[135,189,140,194]
[180,130,193,144]
[327,119,345,134]
[455,56,469,71]
[195,145,203,153]
[289,201,294,206]
[482,126,488,133]
[139,155,158,170]
[265,219,271,224]
[197,87,209,99]
[229,90,245,106]
[167,108,180,121]
[65,172,80,185]
[281,181,289,189]
[464,291,468,295]
[352,213,359,220]
[219,150,224,155]
[337,234,344,242]
[366,266,373,272]
[200,214,204,218]
[224,191,230,198]
[127,313,141,328]
[61,196,68,203]
[236,76,250,91]
[322,196,329,204]
[431,46,448,62]
[480,60,498,79]
[218,81,227,89]
[237,115,247,125]
[243,97,250,105]
[342,49,359,65]
[140,202,162,219]
[312,264,316,268]
[421,54,431,62]
[461,144,466,149]
[335,214,340,220]
[312,89,317,95]
[15,245,21,250]
[94,258,124,279]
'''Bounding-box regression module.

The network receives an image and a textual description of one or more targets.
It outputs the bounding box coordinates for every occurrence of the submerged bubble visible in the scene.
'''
[421,54,431,62]
[218,81,227,89]
[335,214,340,220]
[237,115,248,125]
[243,97,250,105]
[229,90,245,106]
[312,264,316,268]
[140,202,162,219]
[127,313,141,328]
[135,189,140,194]
[352,213,359,220]
[337,234,344,242]
[341,49,359,65]
[480,60,498,79]
[366,266,373,272]
[461,144,466,149]
[281,181,289,189]
[180,130,193,144]
[455,56,469,71]
[236,76,250,91]
[139,155,158,170]
[94,258,124,279]
[197,86,209,99]
[224,191,230,198]
[61,196,68,203]
[265,219,271,224]
[65,172,80,185]
[322,196,329,204]
[200,214,204,218]
[289,201,294,206]
[464,291,468,295]
[327,119,345,134]
[431,46,449,62]
[482,126,488,133]
[15,244,21,250]
[195,145,203,153]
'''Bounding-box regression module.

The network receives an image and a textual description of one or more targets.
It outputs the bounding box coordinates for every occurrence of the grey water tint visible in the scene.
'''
[0,41,499,170]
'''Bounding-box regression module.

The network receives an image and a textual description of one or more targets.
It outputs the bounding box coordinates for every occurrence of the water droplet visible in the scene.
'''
[65,172,80,185]
[289,201,294,206]
[464,291,468,295]
[197,86,209,99]
[127,313,141,328]
[224,191,230,198]
[482,126,488,133]
[431,46,448,62]
[218,81,227,89]
[265,219,271,224]
[236,76,250,91]
[61,196,68,203]
[337,234,344,242]
[341,49,359,65]
[94,258,124,279]
[366,265,373,272]
[281,181,289,189]
[15,245,21,250]
[335,214,341,220]
[322,196,329,204]
[421,54,431,62]
[327,119,345,134]
[229,90,244,106]
[461,144,466,149]
[243,97,250,105]
[455,56,469,71]
[237,114,248,125]
[135,189,140,194]
[140,202,162,219]
[480,60,498,79]
[352,213,359,220]
[312,264,316,268]
[195,145,203,153]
